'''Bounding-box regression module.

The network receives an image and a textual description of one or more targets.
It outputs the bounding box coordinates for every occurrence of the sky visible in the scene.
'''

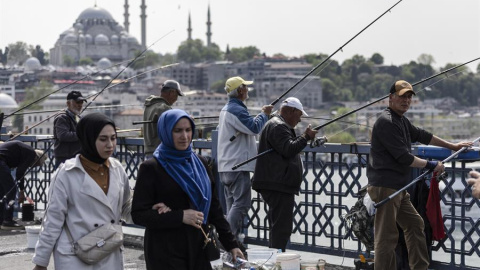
[1,0,479,71]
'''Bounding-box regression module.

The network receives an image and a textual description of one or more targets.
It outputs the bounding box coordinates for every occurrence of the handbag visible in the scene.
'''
[65,222,124,265]
[201,224,221,261]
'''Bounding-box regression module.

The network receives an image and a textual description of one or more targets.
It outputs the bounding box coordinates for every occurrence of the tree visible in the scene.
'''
[130,50,161,69]
[0,47,8,66]
[417,54,435,66]
[7,41,29,65]
[63,55,74,67]
[12,80,54,132]
[370,53,384,65]
[228,46,261,63]
[79,57,94,66]
[32,45,47,65]
[176,39,222,63]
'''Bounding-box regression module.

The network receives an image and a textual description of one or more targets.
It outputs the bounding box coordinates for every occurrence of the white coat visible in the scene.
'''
[32,155,131,270]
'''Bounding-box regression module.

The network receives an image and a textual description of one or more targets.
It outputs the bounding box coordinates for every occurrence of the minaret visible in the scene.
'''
[187,12,192,41]
[123,0,130,32]
[140,0,147,48]
[206,5,212,47]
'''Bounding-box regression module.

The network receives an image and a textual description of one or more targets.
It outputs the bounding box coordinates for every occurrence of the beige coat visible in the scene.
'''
[32,155,131,270]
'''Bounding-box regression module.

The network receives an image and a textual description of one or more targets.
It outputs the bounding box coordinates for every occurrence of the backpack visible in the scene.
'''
[344,186,375,252]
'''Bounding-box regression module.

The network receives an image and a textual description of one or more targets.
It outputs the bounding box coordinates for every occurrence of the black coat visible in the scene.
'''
[131,155,238,270]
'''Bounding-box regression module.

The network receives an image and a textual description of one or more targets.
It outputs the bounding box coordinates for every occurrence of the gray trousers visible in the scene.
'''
[219,171,252,240]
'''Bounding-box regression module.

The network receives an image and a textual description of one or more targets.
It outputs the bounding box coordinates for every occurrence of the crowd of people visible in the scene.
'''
[1,78,478,270]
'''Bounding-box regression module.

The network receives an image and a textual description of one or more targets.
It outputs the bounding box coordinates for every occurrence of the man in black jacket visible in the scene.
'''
[252,97,317,251]
[367,80,472,269]
[0,141,47,229]
[53,91,86,168]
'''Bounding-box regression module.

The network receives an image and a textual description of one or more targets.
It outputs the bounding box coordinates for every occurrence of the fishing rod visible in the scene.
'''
[2,56,145,120]
[10,104,143,116]
[232,57,480,170]
[133,115,220,125]
[82,30,175,113]
[374,136,480,208]
[229,0,402,143]
[7,64,177,139]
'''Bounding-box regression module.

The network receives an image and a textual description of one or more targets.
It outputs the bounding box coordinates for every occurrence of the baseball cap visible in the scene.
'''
[66,91,87,102]
[162,80,184,96]
[225,76,253,94]
[390,80,416,96]
[281,97,308,116]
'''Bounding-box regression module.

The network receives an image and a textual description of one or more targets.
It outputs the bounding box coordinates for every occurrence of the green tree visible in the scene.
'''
[7,41,29,65]
[63,55,74,67]
[228,46,261,63]
[131,50,161,69]
[370,53,384,65]
[417,54,435,66]
[12,80,54,132]
[79,57,94,66]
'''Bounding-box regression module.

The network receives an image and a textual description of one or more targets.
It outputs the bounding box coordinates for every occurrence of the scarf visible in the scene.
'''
[153,109,211,223]
[76,112,116,164]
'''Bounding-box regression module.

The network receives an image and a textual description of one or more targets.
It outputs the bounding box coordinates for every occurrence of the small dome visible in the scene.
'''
[127,35,139,45]
[97,57,112,70]
[25,57,41,71]
[114,25,124,33]
[61,27,75,36]
[77,6,114,21]
[0,93,18,108]
[95,34,110,45]
[85,34,93,44]
[63,33,78,44]
[111,35,119,44]
[74,23,84,31]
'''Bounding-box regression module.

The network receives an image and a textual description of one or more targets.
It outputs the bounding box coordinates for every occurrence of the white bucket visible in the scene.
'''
[25,225,41,249]
[300,259,326,270]
[276,253,301,270]
[246,248,277,266]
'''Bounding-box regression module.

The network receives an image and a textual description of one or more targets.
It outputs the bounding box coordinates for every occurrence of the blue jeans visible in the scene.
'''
[219,171,252,240]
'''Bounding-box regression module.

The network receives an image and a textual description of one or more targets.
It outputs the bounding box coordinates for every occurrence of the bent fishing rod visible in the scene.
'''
[232,57,480,170]
[82,30,175,113]
[229,0,402,142]
[374,136,480,208]
[2,56,145,120]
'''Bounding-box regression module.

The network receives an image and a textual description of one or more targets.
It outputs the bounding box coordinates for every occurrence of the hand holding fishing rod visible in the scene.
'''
[374,137,478,208]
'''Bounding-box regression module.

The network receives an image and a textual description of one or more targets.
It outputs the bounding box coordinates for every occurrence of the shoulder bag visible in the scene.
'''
[64,222,123,265]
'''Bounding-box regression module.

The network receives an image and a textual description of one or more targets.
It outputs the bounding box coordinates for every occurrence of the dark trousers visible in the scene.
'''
[0,160,15,224]
[260,190,295,252]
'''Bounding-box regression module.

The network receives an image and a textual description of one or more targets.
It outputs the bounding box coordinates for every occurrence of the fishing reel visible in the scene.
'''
[438,171,448,181]
[310,136,328,148]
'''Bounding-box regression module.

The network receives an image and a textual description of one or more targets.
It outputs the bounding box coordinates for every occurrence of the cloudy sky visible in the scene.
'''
[1,0,479,71]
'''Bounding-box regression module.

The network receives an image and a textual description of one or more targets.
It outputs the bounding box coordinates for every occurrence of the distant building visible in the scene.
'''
[49,5,142,66]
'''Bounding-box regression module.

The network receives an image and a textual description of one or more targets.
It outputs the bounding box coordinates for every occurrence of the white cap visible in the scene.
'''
[281,97,308,116]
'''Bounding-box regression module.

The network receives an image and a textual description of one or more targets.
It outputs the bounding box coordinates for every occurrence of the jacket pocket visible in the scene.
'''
[56,243,75,255]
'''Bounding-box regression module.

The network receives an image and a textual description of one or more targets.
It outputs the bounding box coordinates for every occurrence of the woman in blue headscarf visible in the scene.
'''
[132,109,243,270]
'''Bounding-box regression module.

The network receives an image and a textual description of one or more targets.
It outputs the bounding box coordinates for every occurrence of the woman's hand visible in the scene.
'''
[468,170,480,199]
[230,248,245,261]
[33,265,47,270]
[182,209,204,228]
[152,202,171,214]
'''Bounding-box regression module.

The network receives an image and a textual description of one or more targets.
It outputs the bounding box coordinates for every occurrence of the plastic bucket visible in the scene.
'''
[25,225,41,249]
[277,253,301,270]
[246,248,277,265]
[300,259,326,270]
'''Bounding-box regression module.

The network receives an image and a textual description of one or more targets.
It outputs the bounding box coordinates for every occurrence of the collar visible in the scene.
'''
[276,114,294,129]
[79,155,110,171]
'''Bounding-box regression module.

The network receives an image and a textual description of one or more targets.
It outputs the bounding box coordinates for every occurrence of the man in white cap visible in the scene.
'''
[252,96,317,251]
[143,79,184,157]
[367,80,472,269]
[217,76,273,247]
[0,141,47,230]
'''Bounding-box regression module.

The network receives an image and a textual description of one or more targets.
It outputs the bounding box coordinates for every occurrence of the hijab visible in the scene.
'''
[76,112,116,164]
[153,109,212,223]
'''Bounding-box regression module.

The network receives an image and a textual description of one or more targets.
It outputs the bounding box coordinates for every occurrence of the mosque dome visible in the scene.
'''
[74,23,84,31]
[63,33,78,44]
[85,34,93,44]
[0,93,18,109]
[97,57,112,70]
[95,34,110,45]
[77,6,114,21]
[25,57,41,71]
[127,35,139,45]
[111,34,119,44]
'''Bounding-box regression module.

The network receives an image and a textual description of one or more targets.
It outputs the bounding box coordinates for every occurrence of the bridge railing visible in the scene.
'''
[2,134,479,270]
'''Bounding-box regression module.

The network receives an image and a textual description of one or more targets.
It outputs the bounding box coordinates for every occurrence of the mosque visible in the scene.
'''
[48,0,214,67]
